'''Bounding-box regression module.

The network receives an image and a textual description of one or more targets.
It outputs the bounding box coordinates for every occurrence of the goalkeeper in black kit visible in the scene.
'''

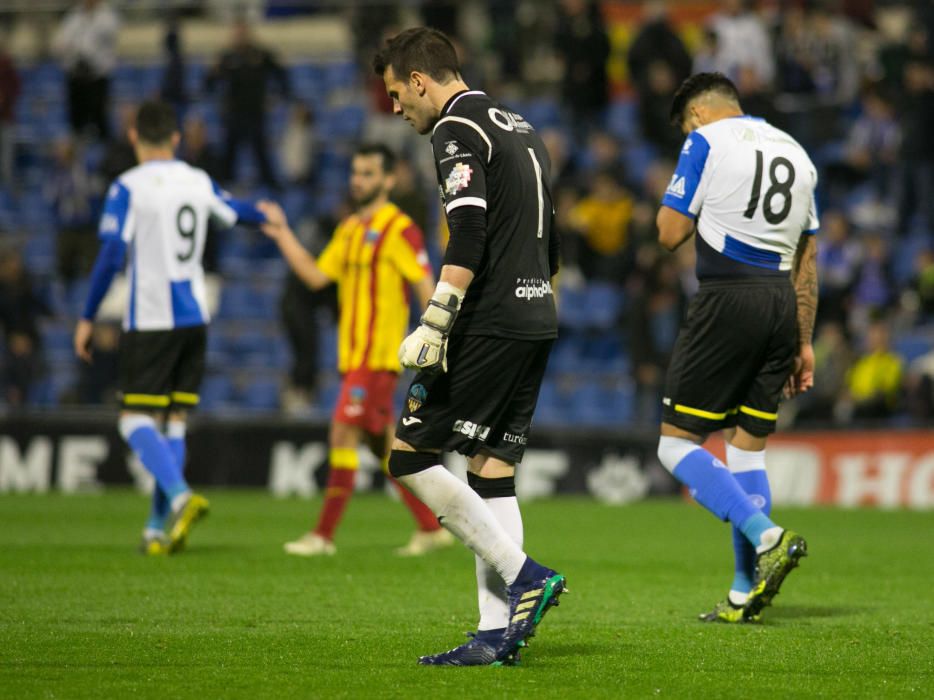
[373,27,566,666]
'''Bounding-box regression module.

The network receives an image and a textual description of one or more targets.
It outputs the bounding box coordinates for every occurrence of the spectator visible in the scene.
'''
[628,255,684,423]
[841,319,903,421]
[555,0,610,134]
[907,249,934,321]
[825,86,901,206]
[0,249,50,407]
[159,16,187,121]
[894,56,934,238]
[904,347,934,423]
[390,157,429,235]
[99,103,137,186]
[0,41,20,187]
[627,1,692,154]
[51,0,119,140]
[816,210,861,324]
[44,136,99,288]
[566,168,634,281]
[278,103,315,186]
[851,234,896,327]
[708,0,773,95]
[205,19,290,189]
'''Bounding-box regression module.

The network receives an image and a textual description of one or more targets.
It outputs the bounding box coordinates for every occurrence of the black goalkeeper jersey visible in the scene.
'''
[431,90,559,340]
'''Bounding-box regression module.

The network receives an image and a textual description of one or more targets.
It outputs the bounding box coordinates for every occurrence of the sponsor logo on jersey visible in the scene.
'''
[407,383,427,413]
[453,419,491,442]
[666,174,686,198]
[488,108,532,133]
[365,228,380,244]
[445,141,459,156]
[100,213,120,234]
[444,162,473,195]
[502,432,528,445]
[514,278,554,300]
[682,137,693,154]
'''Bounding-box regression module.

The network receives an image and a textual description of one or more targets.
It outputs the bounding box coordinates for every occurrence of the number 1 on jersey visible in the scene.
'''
[527,148,544,238]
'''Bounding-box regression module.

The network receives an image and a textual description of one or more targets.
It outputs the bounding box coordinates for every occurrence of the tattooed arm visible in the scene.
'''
[786,234,818,397]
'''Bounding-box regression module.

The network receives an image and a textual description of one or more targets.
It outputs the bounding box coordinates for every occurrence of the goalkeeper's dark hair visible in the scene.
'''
[354,143,397,174]
[669,72,741,127]
[372,27,460,84]
[135,100,178,144]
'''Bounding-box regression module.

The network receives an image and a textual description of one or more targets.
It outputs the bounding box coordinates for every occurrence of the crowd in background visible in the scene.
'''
[0,0,933,430]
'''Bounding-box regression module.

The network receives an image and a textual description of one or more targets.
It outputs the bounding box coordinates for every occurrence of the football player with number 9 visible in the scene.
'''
[74,101,265,555]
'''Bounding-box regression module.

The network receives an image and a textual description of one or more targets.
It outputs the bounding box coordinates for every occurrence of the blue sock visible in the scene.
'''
[145,426,187,532]
[671,447,772,532]
[120,417,188,501]
[731,468,772,594]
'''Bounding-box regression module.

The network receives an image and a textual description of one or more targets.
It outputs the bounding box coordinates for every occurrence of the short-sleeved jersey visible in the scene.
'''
[100,160,240,331]
[431,91,559,340]
[317,201,431,373]
[661,116,819,278]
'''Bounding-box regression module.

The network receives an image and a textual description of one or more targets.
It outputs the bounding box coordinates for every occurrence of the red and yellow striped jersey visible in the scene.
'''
[317,202,430,373]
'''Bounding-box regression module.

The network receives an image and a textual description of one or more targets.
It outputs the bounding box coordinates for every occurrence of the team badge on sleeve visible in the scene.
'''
[444,163,473,196]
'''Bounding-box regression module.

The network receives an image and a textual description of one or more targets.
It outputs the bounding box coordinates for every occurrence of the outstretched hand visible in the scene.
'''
[257,200,289,240]
[784,343,815,398]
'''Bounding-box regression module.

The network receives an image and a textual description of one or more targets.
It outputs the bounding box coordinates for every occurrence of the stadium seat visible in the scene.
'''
[242,377,281,411]
[894,333,934,363]
[605,97,640,142]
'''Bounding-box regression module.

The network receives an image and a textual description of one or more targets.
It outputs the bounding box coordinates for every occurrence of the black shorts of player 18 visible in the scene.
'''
[118,325,207,411]
[662,278,798,437]
[396,334,553,464]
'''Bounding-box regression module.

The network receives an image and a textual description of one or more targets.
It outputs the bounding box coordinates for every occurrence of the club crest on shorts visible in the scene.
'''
[407,384,427,413]
[349,386,366,404]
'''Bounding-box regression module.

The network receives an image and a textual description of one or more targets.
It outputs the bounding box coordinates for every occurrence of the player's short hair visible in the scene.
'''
[353,143,397,174]
[372,27,460,84]
[669,72,741,127]
[135,100,178,144]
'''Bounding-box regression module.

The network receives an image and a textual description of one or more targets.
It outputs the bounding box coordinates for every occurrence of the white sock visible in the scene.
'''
[476,496,523,631]
[170,490,191,514]
[756,526,784,553]
[728,589,749,606]
[725,444,766,474]
[398,466,526,585]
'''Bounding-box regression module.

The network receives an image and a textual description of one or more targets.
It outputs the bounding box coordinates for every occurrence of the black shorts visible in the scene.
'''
[397,334,554,464]
[118,325,207,411]
[662,278,797,437]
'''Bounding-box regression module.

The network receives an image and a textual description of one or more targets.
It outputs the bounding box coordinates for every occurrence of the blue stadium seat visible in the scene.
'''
[894,333,933,363]
[584,283,624,328]
[199,374,234,410]
[605,97,640,142]
[242,377,281,411]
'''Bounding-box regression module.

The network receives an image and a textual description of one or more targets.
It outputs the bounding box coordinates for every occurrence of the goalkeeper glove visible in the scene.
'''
[399,282,465,372]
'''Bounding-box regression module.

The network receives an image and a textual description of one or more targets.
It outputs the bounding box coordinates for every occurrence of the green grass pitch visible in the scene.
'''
[1,490,932,698]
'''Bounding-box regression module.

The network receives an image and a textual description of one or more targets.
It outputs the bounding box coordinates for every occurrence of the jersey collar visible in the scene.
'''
[441,90,486,116]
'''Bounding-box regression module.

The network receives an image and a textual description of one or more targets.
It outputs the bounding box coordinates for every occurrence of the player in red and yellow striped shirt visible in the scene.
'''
[259,144,452,557]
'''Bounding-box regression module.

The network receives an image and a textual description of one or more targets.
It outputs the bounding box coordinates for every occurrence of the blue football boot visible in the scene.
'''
[495,558,567,663]
[418,629,520,666]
